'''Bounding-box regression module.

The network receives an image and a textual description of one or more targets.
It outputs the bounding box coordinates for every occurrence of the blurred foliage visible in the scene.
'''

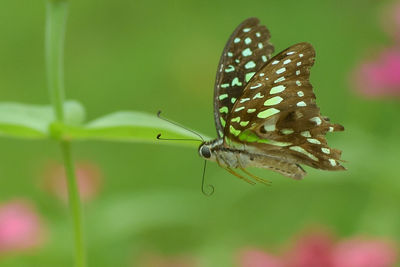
[0,0,399,266]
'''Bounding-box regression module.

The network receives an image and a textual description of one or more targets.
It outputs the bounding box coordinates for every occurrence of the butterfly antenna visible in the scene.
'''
[156,134,202,142]
[201,160,214,196]
[157,110,205,142]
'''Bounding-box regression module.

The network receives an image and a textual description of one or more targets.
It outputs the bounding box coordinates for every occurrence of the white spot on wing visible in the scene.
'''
[276,68,286,74]
[307,138,321,144]
[242,48,252,56]
[262,55,267,62]
[310,117,322,125]
[264,124,276,131]
[321,148,330,154]
[245,61,256,69]
[297,101,306,107]
[329,159,337,166]
[290,146,318,161]
[281,129,294,135]
[253,92,264,99]
[239,98,250,103]
[250,83,262,89]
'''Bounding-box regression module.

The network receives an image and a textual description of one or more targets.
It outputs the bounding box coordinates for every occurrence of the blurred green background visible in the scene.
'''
[1,0,400,266]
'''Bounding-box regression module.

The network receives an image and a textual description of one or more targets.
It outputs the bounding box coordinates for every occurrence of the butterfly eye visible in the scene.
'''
[199,145,211,159]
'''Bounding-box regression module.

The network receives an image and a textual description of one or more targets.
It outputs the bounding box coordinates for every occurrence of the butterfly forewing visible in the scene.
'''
[225,42,345,170]
[214,18,274,138]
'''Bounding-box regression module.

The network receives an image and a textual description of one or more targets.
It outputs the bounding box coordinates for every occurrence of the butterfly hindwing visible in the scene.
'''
[225,42,344,170]
[214,18,274,138]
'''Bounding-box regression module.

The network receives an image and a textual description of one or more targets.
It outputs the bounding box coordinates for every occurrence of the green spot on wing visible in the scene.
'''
[220,117,226,127]
[257,108,279,119]
[229,125,241,136]
[231,117,240,123]
[270,85,285,94]
[219,106,228,113]
[238,130,259,142]
[239,121,249,127]
[219,94,228,100]
[245,72,256,82]
[256,139,270,144]
[264,96,283,106]
[232,77,243,86]
[225,65,235,73]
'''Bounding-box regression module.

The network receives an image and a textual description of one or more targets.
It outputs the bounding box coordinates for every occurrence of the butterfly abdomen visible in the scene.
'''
[213,146,306,179]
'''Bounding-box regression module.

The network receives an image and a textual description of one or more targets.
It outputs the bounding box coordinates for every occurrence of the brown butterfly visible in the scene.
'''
[197,18,345,186]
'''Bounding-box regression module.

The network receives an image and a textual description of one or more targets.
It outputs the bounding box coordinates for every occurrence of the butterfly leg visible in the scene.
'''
[234,154,271,185]
[239,168,272,186]
[215,157,255,185]
[225,167,256,185]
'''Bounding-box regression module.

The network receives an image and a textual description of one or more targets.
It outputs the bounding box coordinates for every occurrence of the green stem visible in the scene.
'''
[61,141,86,267]
[45,1,87,267]
[45,0,67,122]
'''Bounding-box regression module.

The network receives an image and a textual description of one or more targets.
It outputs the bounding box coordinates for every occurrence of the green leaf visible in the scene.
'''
[0,101,85,139]
[63,111,209,146]
[0,101,208,146]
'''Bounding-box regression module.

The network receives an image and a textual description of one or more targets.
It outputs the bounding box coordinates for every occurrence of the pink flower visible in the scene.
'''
[286,232,335,267]
[353,48,400,97]
[352,1,400,98]
[239,248,284,267]
[238,230,398,267]
[0,200,46,254]
[333,238,397,267]
[42,161,102,203]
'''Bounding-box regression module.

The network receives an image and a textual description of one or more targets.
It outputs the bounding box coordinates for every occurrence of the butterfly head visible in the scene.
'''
[198,142,213,159]
[198,139,223,161]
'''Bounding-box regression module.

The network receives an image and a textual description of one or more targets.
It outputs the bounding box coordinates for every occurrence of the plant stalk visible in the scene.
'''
[60,141,86,267]
[45,1,86,266]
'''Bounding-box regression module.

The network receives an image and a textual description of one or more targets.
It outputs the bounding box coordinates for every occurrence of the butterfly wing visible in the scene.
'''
[214,18,274,138]
[225,42,345,171]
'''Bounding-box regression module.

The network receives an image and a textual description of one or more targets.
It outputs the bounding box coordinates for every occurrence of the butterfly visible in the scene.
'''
[197,17,345,186]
